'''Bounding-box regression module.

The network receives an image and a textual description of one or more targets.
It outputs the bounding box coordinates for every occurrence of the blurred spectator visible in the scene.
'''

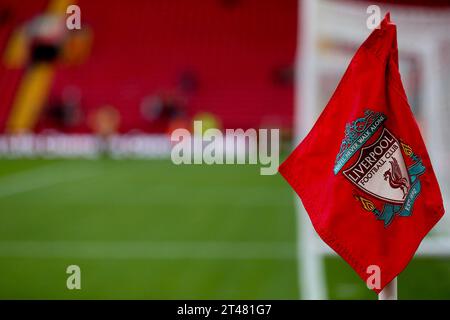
[89,105,120,137]
[141,93,187,133]
[26,14,66,64]
[193,112,222,133]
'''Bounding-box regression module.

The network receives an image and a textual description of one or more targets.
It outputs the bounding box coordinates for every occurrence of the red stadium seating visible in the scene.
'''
[1,0,296,133]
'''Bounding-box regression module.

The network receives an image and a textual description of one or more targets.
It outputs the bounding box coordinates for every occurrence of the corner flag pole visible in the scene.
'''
[378,277,397,300]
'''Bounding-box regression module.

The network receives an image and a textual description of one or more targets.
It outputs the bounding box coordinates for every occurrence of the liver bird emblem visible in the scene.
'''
[384,157,408,198]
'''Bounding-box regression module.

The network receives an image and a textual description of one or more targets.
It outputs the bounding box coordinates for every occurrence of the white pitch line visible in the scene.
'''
[0,163,100,199]
[0,241,296,260]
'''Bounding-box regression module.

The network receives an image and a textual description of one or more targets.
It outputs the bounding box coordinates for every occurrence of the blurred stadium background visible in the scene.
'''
[0,0,448,299]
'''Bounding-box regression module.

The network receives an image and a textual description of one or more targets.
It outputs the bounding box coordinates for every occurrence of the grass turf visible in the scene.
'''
[0,159,448,299]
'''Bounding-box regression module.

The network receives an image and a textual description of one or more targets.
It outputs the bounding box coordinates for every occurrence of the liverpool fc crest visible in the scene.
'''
[334,110,425,227]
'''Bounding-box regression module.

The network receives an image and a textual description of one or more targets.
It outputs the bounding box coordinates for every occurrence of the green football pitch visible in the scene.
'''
[0,159,448,299]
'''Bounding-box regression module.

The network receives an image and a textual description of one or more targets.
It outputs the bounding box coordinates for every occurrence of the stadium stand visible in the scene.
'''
[0,0,296,134]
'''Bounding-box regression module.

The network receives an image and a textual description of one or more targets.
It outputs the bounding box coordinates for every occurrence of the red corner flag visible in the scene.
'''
[279,14,445,293]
